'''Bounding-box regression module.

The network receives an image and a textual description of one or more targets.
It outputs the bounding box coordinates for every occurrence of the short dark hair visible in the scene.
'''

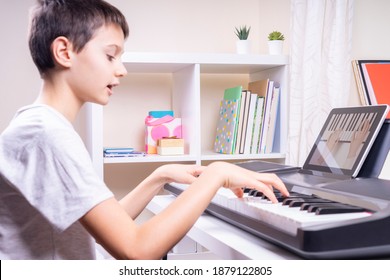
[28,0,129,75]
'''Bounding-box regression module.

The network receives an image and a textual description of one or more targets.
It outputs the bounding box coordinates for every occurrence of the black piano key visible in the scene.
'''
[247,189,256,195]
[282,194,314,205]
[288,198,332,208]
[288,199,308,207]
[315,205,366,215]
[262,191,283,200]
[307,203,346,213]
[260,192,304,203]
[276,197,286,202]
[253,191,263,197]
[300,200,332,210]
[264,192,289,202]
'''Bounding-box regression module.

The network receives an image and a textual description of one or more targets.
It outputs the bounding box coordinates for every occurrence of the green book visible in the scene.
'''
[224,85,242,100]
[225,86,242,154]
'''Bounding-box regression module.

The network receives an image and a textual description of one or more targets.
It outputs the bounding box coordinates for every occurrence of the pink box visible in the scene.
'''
[145,115,182,154]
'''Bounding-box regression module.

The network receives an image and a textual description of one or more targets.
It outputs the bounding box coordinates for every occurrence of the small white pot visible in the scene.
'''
[236,40,251,54]
[268,40,283,55]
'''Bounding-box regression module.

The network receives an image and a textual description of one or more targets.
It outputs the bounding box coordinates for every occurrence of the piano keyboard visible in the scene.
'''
[167,182,372,236]
[321,112,377,142]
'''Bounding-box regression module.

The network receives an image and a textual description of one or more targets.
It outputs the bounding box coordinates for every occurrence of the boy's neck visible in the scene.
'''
[35,76,83,123]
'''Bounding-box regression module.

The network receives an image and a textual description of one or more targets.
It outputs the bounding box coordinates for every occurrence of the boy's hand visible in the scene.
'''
[207,162,289,203]
[156,164,206,185]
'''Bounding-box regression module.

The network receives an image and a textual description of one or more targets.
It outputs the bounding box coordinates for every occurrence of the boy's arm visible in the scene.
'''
[118,164,205,219]
[80,162,288,260]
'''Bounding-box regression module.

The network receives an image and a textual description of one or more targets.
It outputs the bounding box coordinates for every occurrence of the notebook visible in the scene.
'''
[240,105,389,187]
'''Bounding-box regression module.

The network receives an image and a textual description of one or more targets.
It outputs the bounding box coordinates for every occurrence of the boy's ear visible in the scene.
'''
[51,36,73,69]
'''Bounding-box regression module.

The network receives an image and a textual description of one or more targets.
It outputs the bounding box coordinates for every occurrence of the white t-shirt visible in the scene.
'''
[0,104,113,259]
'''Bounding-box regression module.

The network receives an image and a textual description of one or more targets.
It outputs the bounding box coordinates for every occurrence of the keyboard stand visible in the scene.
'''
[146,195,301,260]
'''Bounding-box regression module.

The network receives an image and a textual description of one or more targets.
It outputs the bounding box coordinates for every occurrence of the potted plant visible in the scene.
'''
[267,30,284,55]
[235,25,251,54]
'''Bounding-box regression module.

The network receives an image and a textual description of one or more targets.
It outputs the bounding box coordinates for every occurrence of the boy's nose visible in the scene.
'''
[116,62,127,77]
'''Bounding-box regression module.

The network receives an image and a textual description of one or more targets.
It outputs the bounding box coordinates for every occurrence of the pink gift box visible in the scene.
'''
[145,115,182,154]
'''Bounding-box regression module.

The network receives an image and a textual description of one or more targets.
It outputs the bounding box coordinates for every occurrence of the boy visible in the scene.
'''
[0,0,288,259]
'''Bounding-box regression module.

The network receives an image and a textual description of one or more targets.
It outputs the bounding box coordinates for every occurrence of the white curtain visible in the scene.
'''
[287,0,354,166]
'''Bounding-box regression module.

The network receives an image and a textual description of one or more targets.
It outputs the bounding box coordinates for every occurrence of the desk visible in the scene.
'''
[146,195,300,260]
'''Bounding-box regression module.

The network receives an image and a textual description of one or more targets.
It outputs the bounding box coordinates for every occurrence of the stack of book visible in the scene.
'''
[214,79,280,155]
[352,60,390,119]
[103,147,146,157]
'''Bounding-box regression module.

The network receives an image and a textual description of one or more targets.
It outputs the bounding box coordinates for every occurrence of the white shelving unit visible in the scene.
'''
[81,52,289,179]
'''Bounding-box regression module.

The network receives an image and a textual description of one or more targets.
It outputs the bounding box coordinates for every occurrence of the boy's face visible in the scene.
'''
[66,23,127,106]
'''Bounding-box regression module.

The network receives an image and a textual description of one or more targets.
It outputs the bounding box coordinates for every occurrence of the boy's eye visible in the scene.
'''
[107,54,115,61]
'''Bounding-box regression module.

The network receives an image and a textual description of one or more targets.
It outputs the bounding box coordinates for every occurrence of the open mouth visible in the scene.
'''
[107,84,114,96]
[107,82,119,96]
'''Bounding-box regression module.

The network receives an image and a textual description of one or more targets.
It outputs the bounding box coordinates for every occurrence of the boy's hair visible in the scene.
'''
[29,0,129,76]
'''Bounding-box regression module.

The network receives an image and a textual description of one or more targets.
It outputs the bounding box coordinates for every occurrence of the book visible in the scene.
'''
[104,151,146,157]
[264,84,281,153]
[223,86,242,153]
[248,79,271,153]
[103,147,134,154]
[243,93,258,154]
[104,152,145,157]
[260,80,275,153]
[214,99,240,154]
[235,90,248,154]
[248,79,274,153]
[354,60,390,119]
[250,96,265,154]
[224,85,243,100]
[238,90,252,154]
[351,60,368,105]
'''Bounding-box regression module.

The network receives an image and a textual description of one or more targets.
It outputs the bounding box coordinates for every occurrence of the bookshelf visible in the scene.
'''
[81,52,289,179]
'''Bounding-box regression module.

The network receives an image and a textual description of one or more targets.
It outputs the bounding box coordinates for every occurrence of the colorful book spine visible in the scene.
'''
[214,99,240,154]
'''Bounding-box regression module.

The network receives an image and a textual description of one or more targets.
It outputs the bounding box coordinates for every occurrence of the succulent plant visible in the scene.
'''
[235,25,251,40]
[268,31,285,41]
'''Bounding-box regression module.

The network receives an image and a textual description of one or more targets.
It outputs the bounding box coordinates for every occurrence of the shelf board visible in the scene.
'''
[104,154,198,164]
[200,151,286,161]
[103,152,285,164]
[121,52,288,74]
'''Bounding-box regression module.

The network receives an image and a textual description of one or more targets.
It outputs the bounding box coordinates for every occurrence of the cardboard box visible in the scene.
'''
[157,138,184,155]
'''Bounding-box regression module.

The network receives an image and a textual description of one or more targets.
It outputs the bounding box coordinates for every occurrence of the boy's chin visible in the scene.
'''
[93,97,110,106]
[101,99,110,106]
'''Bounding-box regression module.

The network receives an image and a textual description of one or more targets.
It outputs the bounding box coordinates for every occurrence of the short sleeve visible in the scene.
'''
[2,108,113,232]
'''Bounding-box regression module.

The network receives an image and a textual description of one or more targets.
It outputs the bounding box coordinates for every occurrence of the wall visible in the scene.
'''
[108,0,290,55]
[0,0,40,132]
